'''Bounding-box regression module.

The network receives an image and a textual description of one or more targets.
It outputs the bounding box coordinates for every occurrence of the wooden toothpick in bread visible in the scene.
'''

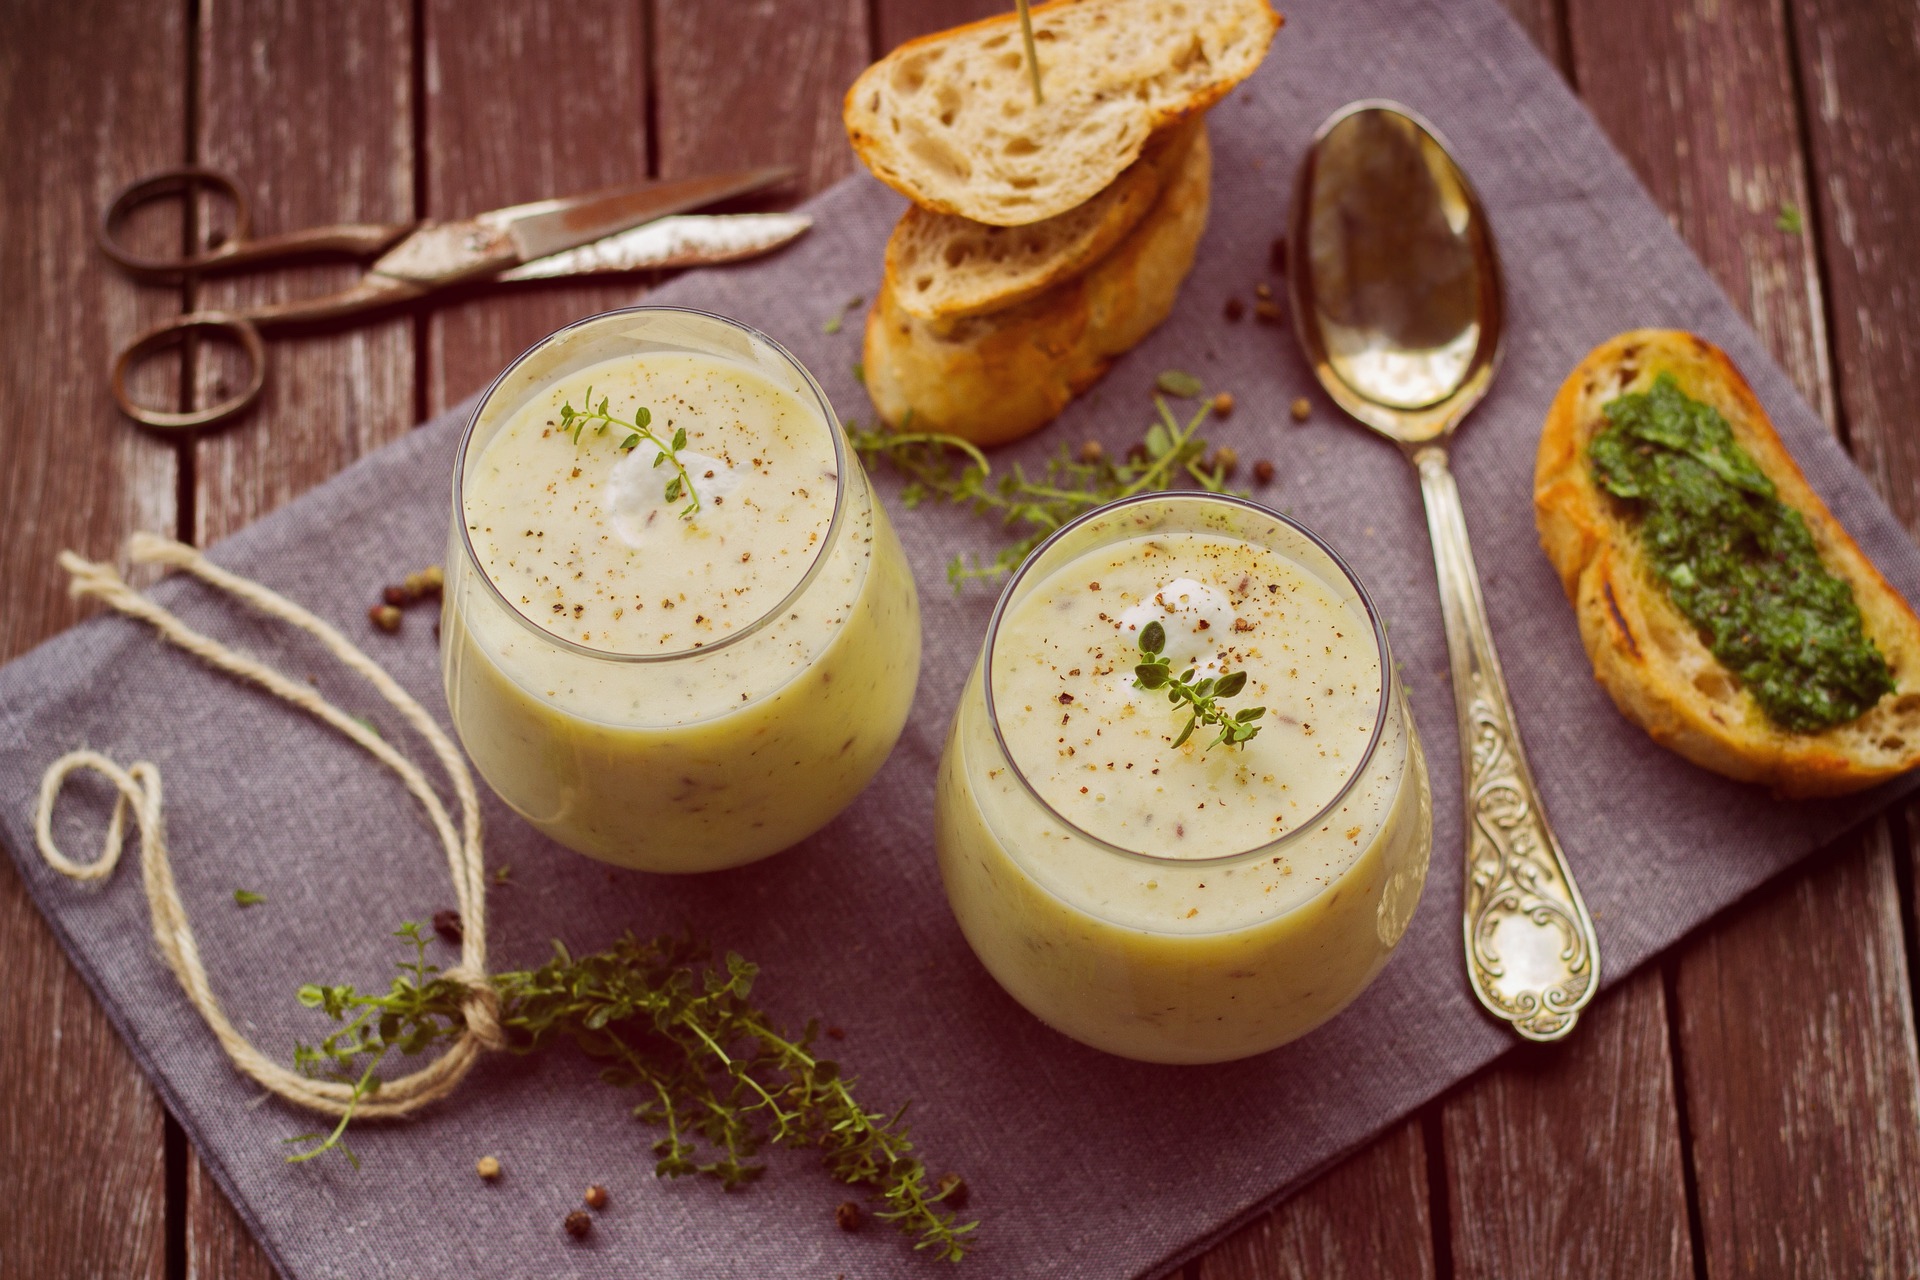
[844,0,1277,226]
[1535,329,1920,796]
[863,123,1211,446]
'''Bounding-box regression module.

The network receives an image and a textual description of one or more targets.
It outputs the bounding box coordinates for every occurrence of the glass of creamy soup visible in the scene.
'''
[445,307,921,873]
[935,492,1431,1063]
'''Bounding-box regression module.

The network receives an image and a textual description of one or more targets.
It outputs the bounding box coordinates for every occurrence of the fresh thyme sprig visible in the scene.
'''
[1133,620,1265,751]
[559,384,700,519]
[286,925,977,1261]
[850,395,1233,587]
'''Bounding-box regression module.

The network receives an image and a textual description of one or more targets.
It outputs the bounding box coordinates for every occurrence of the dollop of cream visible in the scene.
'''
[1116,577,1241,699]
[602,448,743,547]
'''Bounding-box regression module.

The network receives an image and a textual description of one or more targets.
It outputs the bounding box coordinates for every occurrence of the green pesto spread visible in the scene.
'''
[1589,371,1894,731]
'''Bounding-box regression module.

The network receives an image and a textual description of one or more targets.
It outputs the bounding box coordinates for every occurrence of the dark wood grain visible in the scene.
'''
[1675,825,1920,1276]
[1567,0,1833,419]
[652,0,870,195]
[875,0,1008,51]
[185,2,417,1275]
[190,0,417,545]
[421,0,650,416]
[1193,1121,1435,1280]
[0,1,183,1276]
[1568,1,1920,1276]
[1442,971,1692,1278]
[1494,0,1567,72]
[1789,0,1920,518]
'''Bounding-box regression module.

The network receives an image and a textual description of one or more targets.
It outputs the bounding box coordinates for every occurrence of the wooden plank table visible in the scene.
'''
[2,2,1916,1275]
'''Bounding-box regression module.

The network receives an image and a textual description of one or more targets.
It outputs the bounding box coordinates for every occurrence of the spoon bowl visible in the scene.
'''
[1288,101,1503,445]
[1288,101,1599,1042]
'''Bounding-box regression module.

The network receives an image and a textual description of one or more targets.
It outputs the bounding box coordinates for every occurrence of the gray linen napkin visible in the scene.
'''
[6,1,1918,1276]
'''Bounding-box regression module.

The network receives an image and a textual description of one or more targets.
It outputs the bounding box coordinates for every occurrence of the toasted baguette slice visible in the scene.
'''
[1535,329,1920,796]
[885,118,1202,321]
[844,0,1275,226]
[863,123,1209,446]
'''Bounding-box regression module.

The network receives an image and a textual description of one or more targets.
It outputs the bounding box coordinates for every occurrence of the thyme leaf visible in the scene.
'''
[850,394,1235,589]
[1133,620,1265,751]
[288,925,977,1261]
[558,386,700,520]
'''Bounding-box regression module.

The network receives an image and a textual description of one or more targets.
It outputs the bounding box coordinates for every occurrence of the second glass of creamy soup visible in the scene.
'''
[936,493,1431,1063]
[444,307,921,873]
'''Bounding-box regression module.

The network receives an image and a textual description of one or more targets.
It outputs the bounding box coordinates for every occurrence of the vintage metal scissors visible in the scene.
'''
[99,166,811,429]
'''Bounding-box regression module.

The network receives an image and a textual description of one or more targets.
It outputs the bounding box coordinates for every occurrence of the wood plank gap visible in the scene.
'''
[1551,0,1578,88]
[642,0,662,180]
[165,1114,188,1280]
[411,0,431,428]
[1422,1103,1456,1280]
[1773,0,1847,451]
[1895,802,1920,1100]
[865,0,884,62]
[1658,957,1710,1280]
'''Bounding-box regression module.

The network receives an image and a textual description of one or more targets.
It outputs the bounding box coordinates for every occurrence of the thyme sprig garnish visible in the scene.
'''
[1133,620,1265,750]
[850,395,1232,587]
[287,925,977,1261]
[559,385,700,519]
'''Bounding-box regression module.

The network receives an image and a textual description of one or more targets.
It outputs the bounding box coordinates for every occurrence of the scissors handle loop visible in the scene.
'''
[99,167,412,281]
[111,312,266,431]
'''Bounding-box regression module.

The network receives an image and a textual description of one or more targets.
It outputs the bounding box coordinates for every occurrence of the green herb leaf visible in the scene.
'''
[1775,200,1804,234]
[823,314,843,335]
[1134,630,1265,751]
[234,889,266,907]
[1140,620,1166,654]
[1156,370,1205,399]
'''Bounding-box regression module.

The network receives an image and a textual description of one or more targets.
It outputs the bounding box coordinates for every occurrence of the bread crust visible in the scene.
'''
[843,0,1274,226]
[861,124,1210,447]
[1534,329,1920,796]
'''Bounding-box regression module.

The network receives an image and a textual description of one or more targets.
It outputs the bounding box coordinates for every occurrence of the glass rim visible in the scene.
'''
[451,305,850,665]
[980,490,1395,868]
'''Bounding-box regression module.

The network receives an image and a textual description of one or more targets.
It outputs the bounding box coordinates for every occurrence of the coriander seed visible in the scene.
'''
[935,1173,969,1209]
[432,909,464,944]
[1223,297,1245,322]
[1254,300,1284,324]
[382,584,409,607]
[1078,439,1105,464]
[584,1184,610,1210]
[475,1155,501,1180]
[1210,446,1239,478]
[835,1201,864,1232]
[1211,392,1235,418]
[564,1210,592,1240]
[1290,397,1311,422]
[368,604,402,633]
[1253,459,1276,485]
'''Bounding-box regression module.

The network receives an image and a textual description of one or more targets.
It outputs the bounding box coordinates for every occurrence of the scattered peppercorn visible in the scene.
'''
[1254,282,1273,300]
[1223,297,1245,322]
[432,909,464,944]
[584,1184,610,1210]
[1211,392,1235,418]
[835,1201,864,1232]
[1254,300,1284,325]
[1269,236,1287,273]
[1078,439,1105,464]
[935,1173,969,1209]
[382,584,409,607]
[1290,397,1312,422]
[826,1025,846,1040]
[1253,459,1276,485]
[368,604,402,633]
[564,1210,592,1240]
[1126,442,1149,466]
[475,1155,501,1181]
[1209,446,1240,479]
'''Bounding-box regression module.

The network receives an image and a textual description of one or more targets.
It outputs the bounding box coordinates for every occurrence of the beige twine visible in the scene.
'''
[33,532,503,1121]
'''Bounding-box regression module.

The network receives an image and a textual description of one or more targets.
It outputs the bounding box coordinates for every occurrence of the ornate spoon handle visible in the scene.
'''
[1414,445,1600,1041]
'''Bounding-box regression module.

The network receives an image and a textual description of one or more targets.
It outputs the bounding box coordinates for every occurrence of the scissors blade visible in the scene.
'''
[496,167,795,264]
[498,213,813,281]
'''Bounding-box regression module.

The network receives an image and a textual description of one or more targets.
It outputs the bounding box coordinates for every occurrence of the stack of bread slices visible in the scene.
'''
[844,0,1281,446]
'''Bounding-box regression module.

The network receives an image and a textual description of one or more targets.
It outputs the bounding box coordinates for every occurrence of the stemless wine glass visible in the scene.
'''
[935,492,1431,1063]
[443,307,921,872]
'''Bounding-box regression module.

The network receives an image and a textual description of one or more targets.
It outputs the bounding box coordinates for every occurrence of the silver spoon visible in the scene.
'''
[1286,100,1599,1042]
